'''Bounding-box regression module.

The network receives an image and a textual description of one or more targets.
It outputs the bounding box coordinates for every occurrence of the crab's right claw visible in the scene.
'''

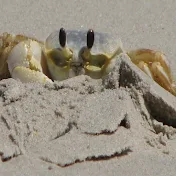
[7,40,52,84]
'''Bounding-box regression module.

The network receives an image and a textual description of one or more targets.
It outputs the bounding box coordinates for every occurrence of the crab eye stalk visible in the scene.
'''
[59,28,66,47]
[87,29,94,49]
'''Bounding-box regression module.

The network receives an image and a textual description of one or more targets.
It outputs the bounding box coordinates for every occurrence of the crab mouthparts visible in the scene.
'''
[70,61,83,67]
[67,55,84,76]
[70,53,84,67]
[69,61,85,76]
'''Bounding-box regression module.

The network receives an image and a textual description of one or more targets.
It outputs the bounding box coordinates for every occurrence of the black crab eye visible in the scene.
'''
[59,28,66,47]
[87,29,94,49]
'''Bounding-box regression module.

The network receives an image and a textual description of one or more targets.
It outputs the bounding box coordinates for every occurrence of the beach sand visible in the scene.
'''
[0,0,176,175]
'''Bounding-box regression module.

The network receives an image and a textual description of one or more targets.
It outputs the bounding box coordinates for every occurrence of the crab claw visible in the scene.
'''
[7,40,52,84]
[127,49,176,96]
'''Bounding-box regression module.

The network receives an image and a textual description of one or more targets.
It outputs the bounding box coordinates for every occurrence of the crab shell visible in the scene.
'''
[45,30,124,80]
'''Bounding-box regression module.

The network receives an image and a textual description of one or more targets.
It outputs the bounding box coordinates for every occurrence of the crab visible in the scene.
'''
[0,28,175,96]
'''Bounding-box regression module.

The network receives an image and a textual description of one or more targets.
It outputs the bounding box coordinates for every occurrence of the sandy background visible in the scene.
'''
[0,0,176,175]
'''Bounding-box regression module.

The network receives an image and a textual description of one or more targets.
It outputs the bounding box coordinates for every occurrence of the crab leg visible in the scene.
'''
[127,49,176,96]
[150,62,176,95]
[137,61,153,78]
[7,39,52,84]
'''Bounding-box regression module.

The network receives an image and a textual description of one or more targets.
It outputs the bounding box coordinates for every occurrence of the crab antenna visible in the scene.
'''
[87,29,94,49]
[59,28,66,47]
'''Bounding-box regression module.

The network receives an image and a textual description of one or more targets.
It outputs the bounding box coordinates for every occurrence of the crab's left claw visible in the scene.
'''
[7,40,53,84]
[127,49,176,96]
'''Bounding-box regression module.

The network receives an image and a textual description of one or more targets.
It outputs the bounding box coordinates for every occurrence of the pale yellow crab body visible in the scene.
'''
[0,30,175,96]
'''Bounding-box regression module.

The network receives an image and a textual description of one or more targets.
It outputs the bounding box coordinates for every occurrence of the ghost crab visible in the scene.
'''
[0,28,175,96]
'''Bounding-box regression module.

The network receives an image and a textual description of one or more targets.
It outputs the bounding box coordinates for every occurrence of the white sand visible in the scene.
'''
[0,0,176,175]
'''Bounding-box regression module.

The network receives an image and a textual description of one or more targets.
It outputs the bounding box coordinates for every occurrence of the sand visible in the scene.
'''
[0,0,176,175]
